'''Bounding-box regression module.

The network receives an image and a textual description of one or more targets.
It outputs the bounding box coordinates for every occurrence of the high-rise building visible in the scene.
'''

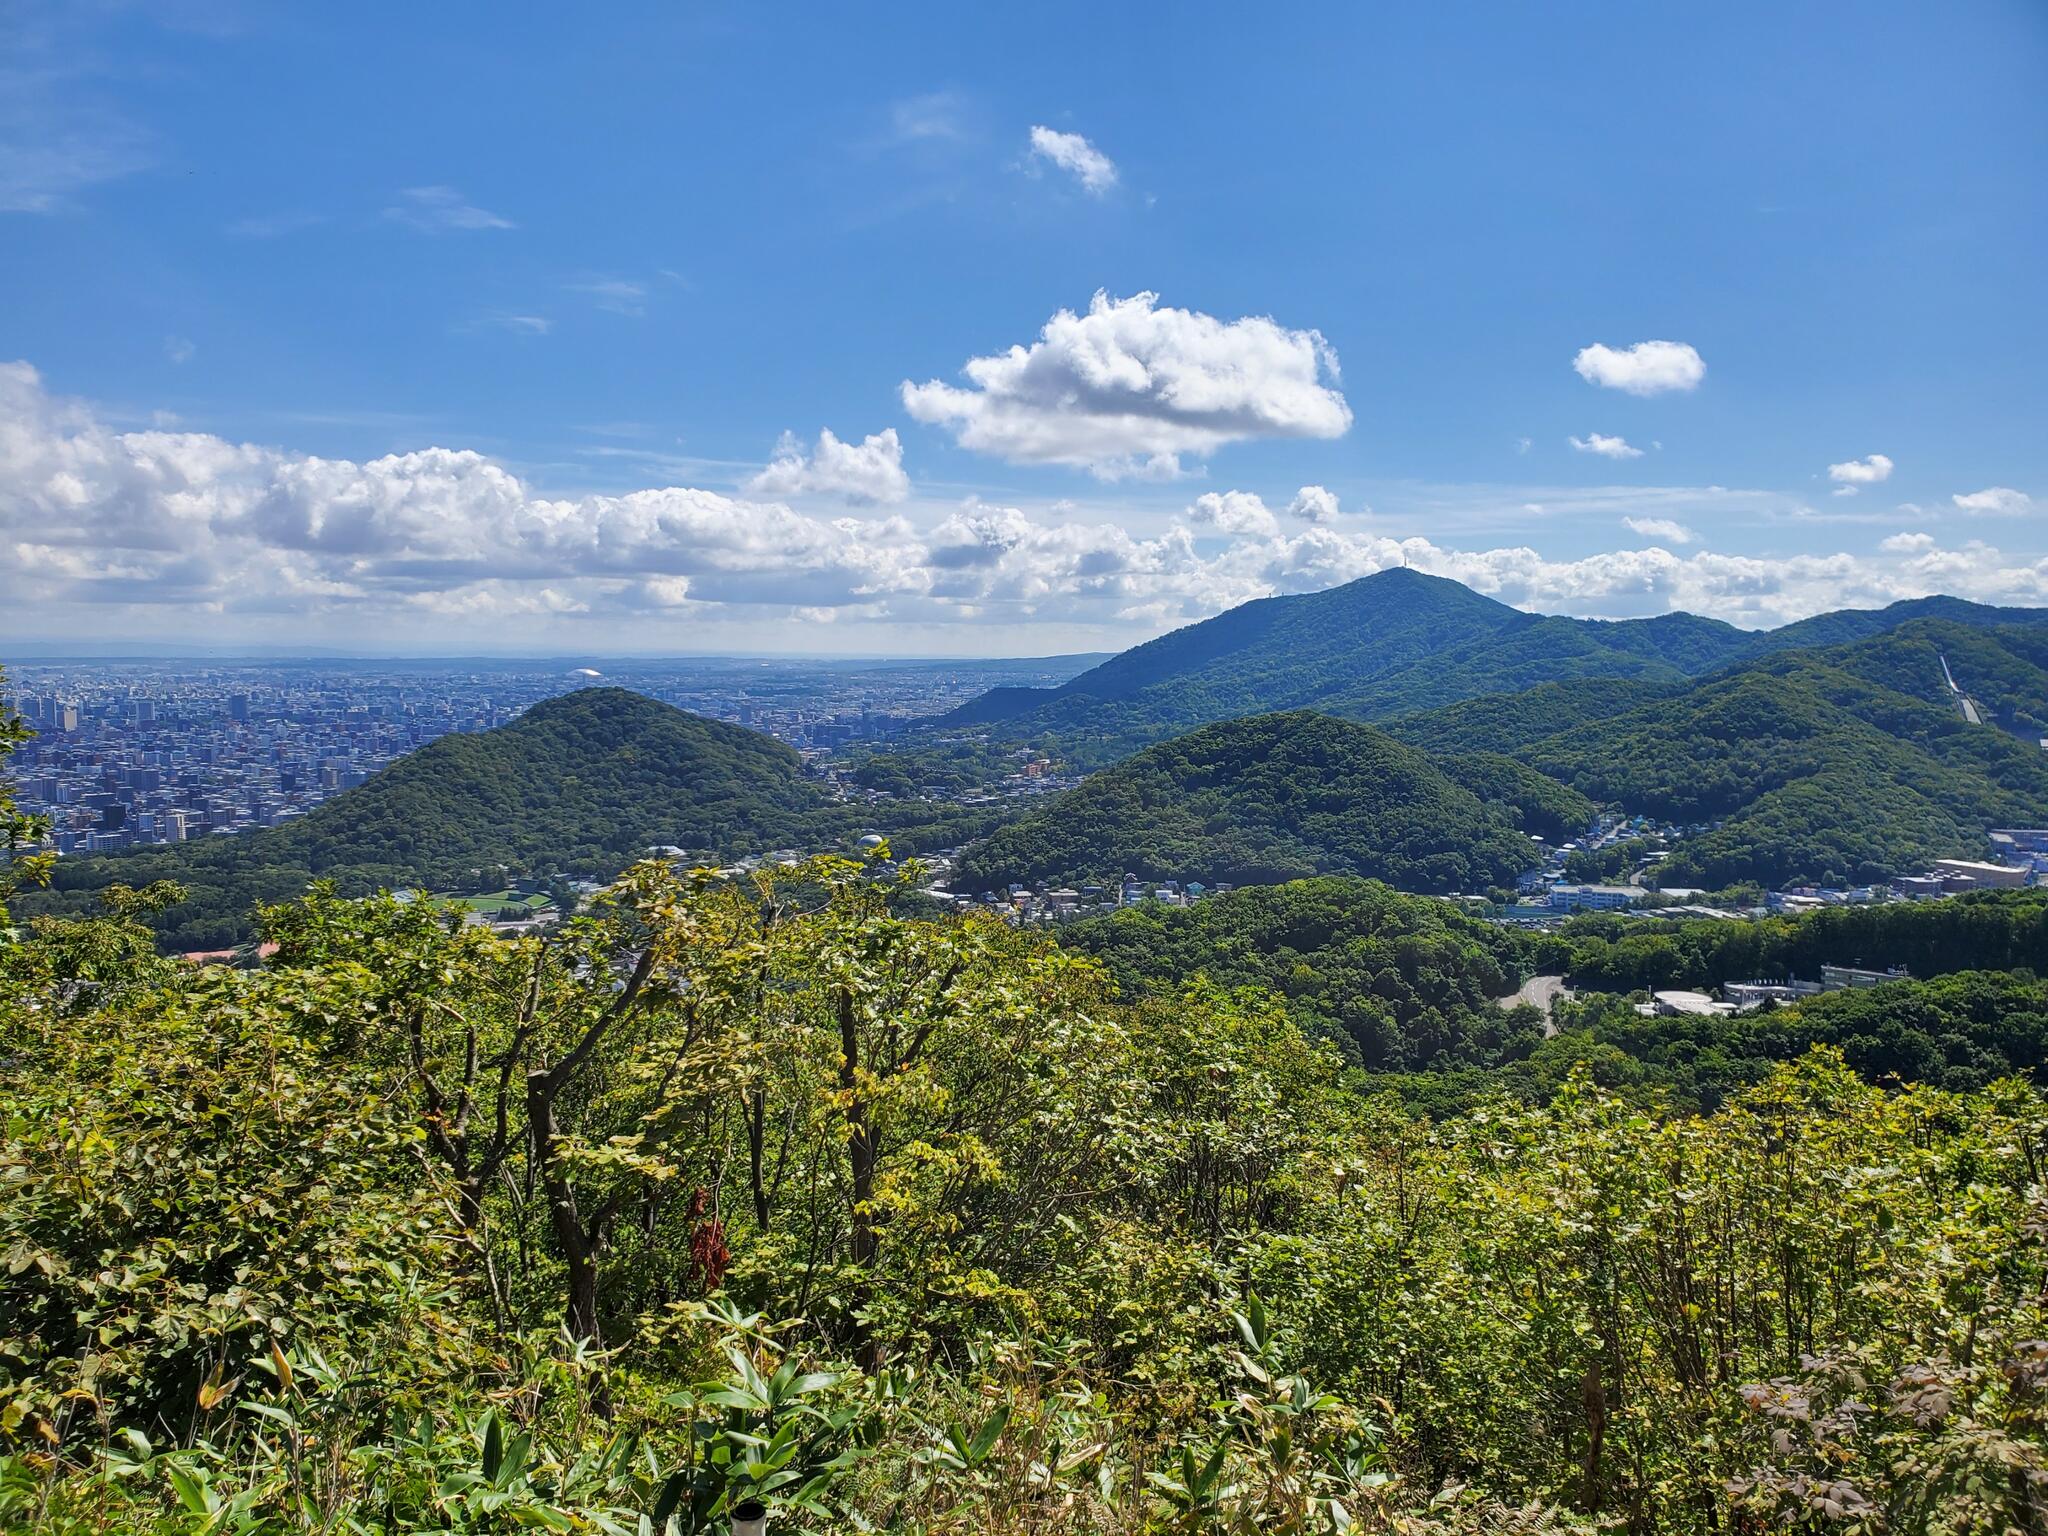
[228,693,251,722]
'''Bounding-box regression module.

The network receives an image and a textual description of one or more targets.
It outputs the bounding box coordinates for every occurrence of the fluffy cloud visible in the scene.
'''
[7,362,2047,643]
[0,361,917,617]
[1953,486,2036,517]
[746,428,911,505]
[1828,453,1893,485]
[1573,340,1706,396]
[1622,516,1696,545]
[1187,491,1278,537]
[1570,432,1643,460]
[1286,485,1341,523]
[901,291,1351,479]
[1027,126,1118,195]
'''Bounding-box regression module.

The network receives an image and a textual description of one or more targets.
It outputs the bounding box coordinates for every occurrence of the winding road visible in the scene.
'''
[1497,974,1573,1036]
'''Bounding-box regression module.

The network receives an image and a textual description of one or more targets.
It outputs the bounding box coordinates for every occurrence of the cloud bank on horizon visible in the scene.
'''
[4,359,2042,651]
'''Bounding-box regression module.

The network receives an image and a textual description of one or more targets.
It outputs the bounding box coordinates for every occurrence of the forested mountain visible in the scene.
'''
[1752,593,2048,653]
[20,688,828,946]
[1065,875,1534,1069]
[937,568,2048,760]
[952,614,2048,895]
[939,569,1535,754]
[1379,621,2048,887]
[1063,875,2048,1113]
[1749,617,2048,740]
[37,597,2048,954]
[1434,749,1596,840]
[1523,670,2048,886]
[951,711,1545,894]
[1380,675,1684,755]
[19,688,1005,951]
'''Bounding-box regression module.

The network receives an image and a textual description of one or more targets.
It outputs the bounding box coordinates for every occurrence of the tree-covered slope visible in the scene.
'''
[937,569,1534,752]
[1750,594,2048,654]
[1568,678,2046,887]
[1378,623,2048,888]
[994,567,1522,707]
[1528,670,2048,885]
[24,689,845,948]
[19,848,2048,1527]
[1436,750,1597,840]
[1063,875,1535,1070]
[1316,616,1699,721]
[1748,618,2048,741]
[1563,970,2048,1110]
[273,685,832,869]
[951,711,1543,894]
[1544,887,2048,993]
[1381,675,1686,756]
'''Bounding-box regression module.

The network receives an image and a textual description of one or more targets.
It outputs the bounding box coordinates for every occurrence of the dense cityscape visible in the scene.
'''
[1,654,1092,857]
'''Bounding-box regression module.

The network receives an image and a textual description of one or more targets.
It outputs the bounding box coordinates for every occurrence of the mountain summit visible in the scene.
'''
[939,569,2048,758]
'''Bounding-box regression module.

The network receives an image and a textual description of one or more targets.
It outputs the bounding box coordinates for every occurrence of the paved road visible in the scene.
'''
[1497,974,1572,1035]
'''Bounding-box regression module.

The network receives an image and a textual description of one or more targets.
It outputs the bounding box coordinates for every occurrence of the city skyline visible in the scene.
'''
[3,1,2044,655]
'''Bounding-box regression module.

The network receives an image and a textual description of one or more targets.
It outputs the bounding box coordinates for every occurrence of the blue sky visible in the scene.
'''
[2,0,2044,654]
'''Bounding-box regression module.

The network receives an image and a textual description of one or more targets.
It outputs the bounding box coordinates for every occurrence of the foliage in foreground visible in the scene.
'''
[6,848,2048,1533]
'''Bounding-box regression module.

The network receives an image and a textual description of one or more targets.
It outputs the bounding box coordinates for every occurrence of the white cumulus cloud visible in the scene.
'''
[1573,340,1706,396]
[1187,491,1278,537]
[1286,485,1341,523]
[746,428,911,505]
[1953,486,2036,517]
[1570,432,1644,460]
[901,291,1351,480]
[1027,126,1118,195]
[1828,453,1893,486]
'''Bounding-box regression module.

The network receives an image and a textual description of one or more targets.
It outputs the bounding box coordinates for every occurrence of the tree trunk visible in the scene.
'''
[837,988,884,1370]
[528,1069,603,1346]
[1579,1356,1607,1513]
[747,1086,771,1230]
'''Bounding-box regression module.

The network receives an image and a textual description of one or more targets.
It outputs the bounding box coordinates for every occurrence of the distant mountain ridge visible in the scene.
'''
[956,612,2048,897]
[1386,617,2048,887]
[937,569,2048,759]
